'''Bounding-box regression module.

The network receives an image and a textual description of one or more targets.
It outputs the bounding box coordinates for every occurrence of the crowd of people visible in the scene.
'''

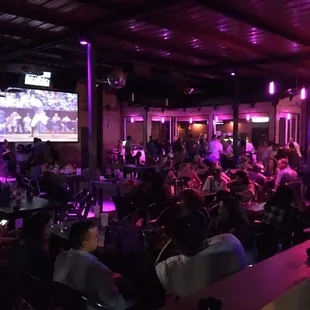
[1,132,309,309]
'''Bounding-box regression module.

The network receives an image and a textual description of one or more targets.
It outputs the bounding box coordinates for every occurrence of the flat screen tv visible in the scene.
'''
[24,71,51,87]
[0,88,78,142]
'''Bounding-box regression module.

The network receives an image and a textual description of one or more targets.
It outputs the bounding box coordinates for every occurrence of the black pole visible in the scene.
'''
[232,76,239,163]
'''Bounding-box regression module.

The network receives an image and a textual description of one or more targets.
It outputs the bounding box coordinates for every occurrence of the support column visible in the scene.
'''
[143,108,148,147]
[208,113,213,138]
[232,77,239,162]
[87,43,98,192]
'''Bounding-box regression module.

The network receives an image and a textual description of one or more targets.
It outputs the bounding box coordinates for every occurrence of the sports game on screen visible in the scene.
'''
[0,88,78,142]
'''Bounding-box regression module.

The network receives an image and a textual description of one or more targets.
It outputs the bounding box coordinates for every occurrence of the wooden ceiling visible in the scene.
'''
[0,0,309,104]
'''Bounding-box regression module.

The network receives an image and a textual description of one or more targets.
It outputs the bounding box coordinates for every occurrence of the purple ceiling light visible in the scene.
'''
[189,118,193,124]
[246,114,250,121]
[287,113,291,120]
[161,117,165,123]
[301,87,307,100]
[80,40,88,46]
[130,117,135,123]
[269,81,275,95]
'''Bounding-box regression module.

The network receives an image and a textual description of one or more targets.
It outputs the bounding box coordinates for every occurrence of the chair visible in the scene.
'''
[66,192,93,220]
[15,270,53,310]
[52,281,107,310]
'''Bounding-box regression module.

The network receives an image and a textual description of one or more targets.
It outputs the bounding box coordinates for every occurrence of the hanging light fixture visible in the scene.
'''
[301,87,307,100]
[246,114,250,121]
[130,117,134,123]
[269,81,275,95]
[189,117,193,124]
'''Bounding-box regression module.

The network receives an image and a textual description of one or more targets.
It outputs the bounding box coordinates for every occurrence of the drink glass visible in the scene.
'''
[98,230,105,248]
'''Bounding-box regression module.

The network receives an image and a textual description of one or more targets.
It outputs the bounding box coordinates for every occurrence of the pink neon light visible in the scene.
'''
[215,116,219,122]
[161,117,165,123]
[269,81,275,95]
[287,113,291,120]
[130,117,134,123]
[301,87,307,100]
[189,118,192,124]
[246,114,250,121]
[80,40,88,45]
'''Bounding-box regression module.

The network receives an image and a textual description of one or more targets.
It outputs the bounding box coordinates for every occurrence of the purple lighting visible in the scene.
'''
[301,87,307,100]
[231,72,235,76]
[80,40,88,46]
[130,117,134,123]
[287,113,291,120]
[246,114,250,121]
[161,117,165,123]
[269,81,275,95]
[189,117,192,124]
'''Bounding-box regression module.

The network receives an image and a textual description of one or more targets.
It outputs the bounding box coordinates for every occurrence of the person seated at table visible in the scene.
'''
[207,195,257,264]
[178,163,202,185]
[228,170,255,203]
[264,158,278,177]
[275,158,298,188]
[202,168,228,193]
[248,164,266,187]
[39,164,73,203]
[156,156,175,180]
[192,154,208,175]
[155,207,247,297]
[237,154,253,170]
[207,161,231,183]
[262,185,309,252]
[54,220,129,310]
[178,189,210,221]
[128,172,171,220]
[7,212,54,286]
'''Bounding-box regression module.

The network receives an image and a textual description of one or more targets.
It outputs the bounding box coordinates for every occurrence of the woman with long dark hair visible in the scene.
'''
[207,195,257,263]
[7,211,54,285]
[264,158,278,177]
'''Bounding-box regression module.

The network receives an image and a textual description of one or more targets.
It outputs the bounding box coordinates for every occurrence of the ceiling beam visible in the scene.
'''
[196,0,310,46]
[0,0,76,28]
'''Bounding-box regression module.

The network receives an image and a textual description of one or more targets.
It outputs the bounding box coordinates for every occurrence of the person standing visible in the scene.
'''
[209,135,223,161]
[1,139,11,178]
[287,138,302,158]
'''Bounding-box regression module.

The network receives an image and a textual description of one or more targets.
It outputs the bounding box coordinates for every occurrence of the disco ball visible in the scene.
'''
[184,87,194,95]
[107,69,127,89]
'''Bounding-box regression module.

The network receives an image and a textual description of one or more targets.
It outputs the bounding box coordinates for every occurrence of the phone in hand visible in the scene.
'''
[0,219,8,226]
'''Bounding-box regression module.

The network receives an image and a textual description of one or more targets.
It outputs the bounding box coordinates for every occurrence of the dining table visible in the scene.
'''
[123,164,156,179]
[92,178,142,210]
[0,196,64,229]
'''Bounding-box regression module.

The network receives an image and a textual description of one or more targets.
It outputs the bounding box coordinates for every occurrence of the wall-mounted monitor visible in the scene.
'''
[0,88,78,142]
[24,71,51,87]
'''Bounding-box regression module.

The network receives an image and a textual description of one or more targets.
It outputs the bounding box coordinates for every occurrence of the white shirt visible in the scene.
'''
[209,140,223,160]
[202,176,228,193]
[276,166,298,187]
[156,234,247,297]
[54,249,126,310]
[246,142,254,153]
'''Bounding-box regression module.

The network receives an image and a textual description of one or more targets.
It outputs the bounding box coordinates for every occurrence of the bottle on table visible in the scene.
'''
[15,187,22,206]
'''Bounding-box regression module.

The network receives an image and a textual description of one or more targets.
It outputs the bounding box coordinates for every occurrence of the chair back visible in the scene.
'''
[52,281,106,310]
[20,270,53,310]
[83,194,94,218]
